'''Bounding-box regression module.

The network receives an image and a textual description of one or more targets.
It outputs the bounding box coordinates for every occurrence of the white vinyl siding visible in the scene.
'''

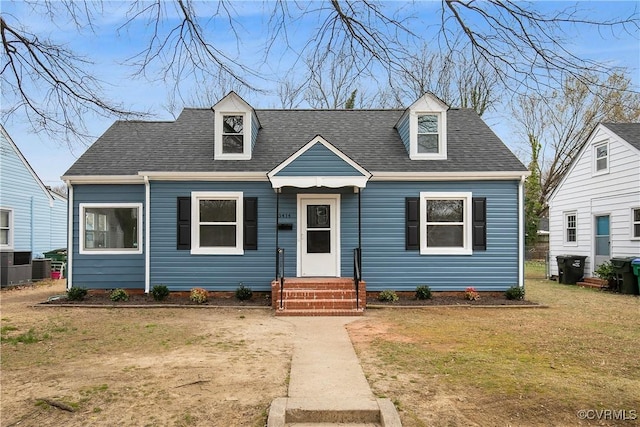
[191,191,243,255]
[549,125,640,277]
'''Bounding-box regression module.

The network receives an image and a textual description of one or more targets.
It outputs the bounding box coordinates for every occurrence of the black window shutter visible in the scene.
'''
[177,197,191,250]
[472,197,487,251]
[244,197,258,250]
[406,197,420,250]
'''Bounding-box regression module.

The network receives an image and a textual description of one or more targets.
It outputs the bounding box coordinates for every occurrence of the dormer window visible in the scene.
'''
[222,115,244,154]
[396,93,448,160]
[410,110,446,160]
[417,114,440,154]
[213,91,260,160]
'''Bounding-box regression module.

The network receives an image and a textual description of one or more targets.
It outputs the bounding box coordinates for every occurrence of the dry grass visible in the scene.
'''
[349,263,640,426]
[1,281,293,427]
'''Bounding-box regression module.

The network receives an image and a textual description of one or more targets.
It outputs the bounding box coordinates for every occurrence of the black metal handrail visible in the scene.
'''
[353,247,362,310]
[276,248,285,309]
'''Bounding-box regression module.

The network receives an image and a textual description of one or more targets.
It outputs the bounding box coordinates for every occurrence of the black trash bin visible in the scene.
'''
[556,255,587,284]
[610,257,639,295]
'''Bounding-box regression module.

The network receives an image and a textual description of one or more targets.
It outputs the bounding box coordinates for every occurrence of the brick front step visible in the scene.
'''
[274,308,365,317]
[282,298,359,310]
[283,289,358,299]
[271,278,366,316]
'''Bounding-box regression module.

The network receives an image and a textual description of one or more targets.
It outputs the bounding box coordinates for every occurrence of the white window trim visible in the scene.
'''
[0,207,14,249]
[214,112,251,160]
[631,207,640,240]
[191,191,244,255]
[419,192,472,255]
[410,111,447,160]
[79,203,143,255]
[564,211,578,246]
[592,141,609,176]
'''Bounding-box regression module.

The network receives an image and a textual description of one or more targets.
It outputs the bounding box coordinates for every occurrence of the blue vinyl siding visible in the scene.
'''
[72,185,145,289]
[396,114,410,153]
[0,131,67,256]
[277,144,364,176]
[71,179,520,292]
[360,181,519,291]
[149,181,278,291]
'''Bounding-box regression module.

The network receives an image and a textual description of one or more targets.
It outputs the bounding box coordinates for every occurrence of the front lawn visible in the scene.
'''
[348,263,640,426]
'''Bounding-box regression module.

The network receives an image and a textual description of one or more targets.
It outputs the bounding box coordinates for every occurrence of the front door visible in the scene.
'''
[298,195,340,277]
[594,215,610,269]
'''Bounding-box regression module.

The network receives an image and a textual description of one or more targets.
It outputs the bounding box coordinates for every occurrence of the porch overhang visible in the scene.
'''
[267,135,371,189]
[269,175,369,189]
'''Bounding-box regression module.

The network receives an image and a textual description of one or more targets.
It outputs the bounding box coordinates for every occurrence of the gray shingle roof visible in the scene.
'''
[64,108,527,176]
[603,123,640,151]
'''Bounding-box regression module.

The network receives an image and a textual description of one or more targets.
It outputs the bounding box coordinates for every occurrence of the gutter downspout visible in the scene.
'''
[144,176,150,294]
[518,175,525,288]
[65,182,73,290]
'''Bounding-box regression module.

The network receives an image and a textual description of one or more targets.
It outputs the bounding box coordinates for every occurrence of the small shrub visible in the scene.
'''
[594,261,616,282]
[505,285,525,300]
[464,287,480,301]
[109,288,129,302]
[190,288,208,304]
[378,290,399,302]
[235,284,253,301]
[415,285,432,300]
[67,287,88,301]
[151,285,170,301]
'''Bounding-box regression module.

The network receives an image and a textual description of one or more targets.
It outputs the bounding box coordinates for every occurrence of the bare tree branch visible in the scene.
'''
[1,12,140,145]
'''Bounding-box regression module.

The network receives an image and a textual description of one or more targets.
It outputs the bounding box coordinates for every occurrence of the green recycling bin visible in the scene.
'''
[556,255,587,284]
[631,258,640,294]
[610,257,639,295]
[44,248,67,263]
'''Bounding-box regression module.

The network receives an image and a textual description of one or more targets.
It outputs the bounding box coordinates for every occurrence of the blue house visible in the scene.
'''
[62,93,528,313]
[1,126,67,285]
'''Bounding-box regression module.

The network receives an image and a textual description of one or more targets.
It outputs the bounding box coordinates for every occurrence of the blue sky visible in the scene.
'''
[1,0,638,187]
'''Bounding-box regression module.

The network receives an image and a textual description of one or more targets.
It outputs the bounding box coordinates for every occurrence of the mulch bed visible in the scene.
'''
[41,292,272,307]
[368,294,537,306]
[39,291,536,307]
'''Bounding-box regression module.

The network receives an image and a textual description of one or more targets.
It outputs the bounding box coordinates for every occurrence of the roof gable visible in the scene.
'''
[549,122,640,201]
[0,125,59,204]
[268,135,371,188]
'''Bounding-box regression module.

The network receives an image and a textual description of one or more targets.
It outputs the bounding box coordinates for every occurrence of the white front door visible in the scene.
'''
[298,194,340,277]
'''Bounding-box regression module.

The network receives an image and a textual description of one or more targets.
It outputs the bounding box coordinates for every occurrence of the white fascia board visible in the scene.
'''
[61,175,145,184]
[370,171,530,181]
[138,171,268,181]
[270,176,370,189]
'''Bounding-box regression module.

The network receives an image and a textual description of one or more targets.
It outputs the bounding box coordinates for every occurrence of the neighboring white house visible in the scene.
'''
[548,123,640,278]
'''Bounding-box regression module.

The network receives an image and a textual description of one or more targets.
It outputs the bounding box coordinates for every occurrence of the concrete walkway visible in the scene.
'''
[267,317,401,426]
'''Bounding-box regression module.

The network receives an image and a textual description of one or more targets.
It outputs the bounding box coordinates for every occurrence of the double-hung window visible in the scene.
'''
[0,208,12,248]
[191,192,243,255]
[632,208,640,239]
[564,212,577,244]
[420,192,472,255]
[222,115,244,154]
[417,114,439,154]
[593,142,609,174]
[80,204,142,254]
